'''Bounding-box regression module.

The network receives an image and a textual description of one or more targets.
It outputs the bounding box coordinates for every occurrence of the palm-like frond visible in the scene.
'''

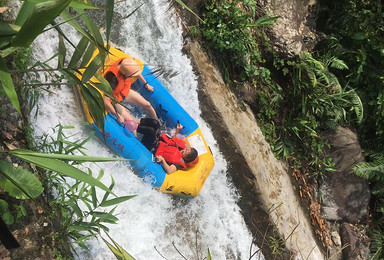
[293,51,364,126]
[370,229,384,258]
[329,57,349,70]
[371,182,384,197]
[354,161,384,181]
[347,89,364,123]
[354,151,384,181]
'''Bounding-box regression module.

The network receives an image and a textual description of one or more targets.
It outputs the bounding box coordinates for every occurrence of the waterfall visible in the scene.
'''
[29,0,262,259]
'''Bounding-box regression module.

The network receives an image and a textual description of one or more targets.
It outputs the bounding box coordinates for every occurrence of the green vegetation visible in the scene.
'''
[0,0,118,130]
[316,0,384,257]
[0,0,140,257]
[31,124,135,251]
[196,0,383,257]
[259,51,362,177]
[354,151,384,258]
[0,123,133,249]
[201,0,278,84]
[317,1,384,149]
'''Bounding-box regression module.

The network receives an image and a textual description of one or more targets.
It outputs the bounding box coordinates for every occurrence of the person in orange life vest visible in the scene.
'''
[103,57,158,124]
[155,123,199,174]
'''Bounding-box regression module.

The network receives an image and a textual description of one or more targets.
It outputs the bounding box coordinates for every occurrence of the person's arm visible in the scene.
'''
[155,156,177,174]
[173,123,183,138]
[136,73,154,92]
[103,96,124,123]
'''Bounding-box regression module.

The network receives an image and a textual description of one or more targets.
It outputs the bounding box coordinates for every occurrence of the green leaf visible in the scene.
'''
[101,177,115,204]
[351,32,365,40]
[98,223,110,232]
[93,74,114,97]
[65,134,93,154]
[90,211,118,222]
[75,7,106,64]
[75,8,104,47]
[0,57,21,113]
[91,186,97,208]
[80,43,97,68]
[0,22,20,36]
[68,36,89,69]
[2,211,14,225]
[69,0,99,9]
[8,152,112,193]
[102,232,136,260]
[68,222,99,232]
[60,9,99,49]
[66,69,106,131]
[14,1,36,26]
[96,169,105,180]
[67,199,83,218]
[11,0,72,47]
[20,205,27,216]
[100,195,136,207]
[105,0,114,43]
[58,34,66,69]
[81,82,106,131]
[9,149,125,162]
[0,199,9,212]
[82,54,102,83]
[175,0,203,23]
[249,14,280,27]
[207,248,211,260]
[102,237,127,260]
[50,19,78,51]
[0,160,43,199]
[0,35,12,49]
[19,0,98,9]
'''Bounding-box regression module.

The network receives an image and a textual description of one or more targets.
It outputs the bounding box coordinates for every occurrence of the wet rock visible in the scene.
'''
[340,223,371,260]
[322,206,339,221]
[331,231,341,247]
[258,0,319,56]
[182,38,191,53]
[320,126,370,223]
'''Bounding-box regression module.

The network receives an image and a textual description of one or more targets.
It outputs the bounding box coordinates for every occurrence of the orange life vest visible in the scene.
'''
[155,133,187,169]
[105,58,132,102]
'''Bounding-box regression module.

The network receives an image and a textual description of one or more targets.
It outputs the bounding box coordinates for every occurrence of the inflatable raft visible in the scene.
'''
[76,46,214,197]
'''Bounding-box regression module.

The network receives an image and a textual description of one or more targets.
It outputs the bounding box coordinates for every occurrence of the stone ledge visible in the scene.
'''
[188,40,324,259]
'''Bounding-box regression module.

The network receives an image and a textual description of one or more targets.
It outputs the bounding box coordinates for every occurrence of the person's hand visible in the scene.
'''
[145,83,154,92]
[176,123,183,131]
[155,156,164,163]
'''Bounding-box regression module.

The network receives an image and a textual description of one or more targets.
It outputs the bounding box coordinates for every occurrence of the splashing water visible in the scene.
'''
[29,0,262,259]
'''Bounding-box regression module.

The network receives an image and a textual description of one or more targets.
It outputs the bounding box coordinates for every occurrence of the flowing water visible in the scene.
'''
[29,0,262,259]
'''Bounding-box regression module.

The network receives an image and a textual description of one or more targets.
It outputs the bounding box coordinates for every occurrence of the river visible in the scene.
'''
[29,0,261,259]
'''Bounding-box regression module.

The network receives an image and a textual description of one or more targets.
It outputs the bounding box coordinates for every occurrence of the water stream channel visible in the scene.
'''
[29,0,262,259]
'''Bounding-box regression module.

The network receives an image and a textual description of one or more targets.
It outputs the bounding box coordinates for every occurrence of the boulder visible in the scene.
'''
[320,126,370,223]
[340,223,371,260]
[258,0,320,56]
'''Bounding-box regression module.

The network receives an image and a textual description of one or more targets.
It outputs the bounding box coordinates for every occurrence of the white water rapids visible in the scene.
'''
[27,0,262,259]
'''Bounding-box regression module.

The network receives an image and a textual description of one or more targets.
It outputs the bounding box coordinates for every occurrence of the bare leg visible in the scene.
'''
[125,90,158,120]
[104,96,135,123]
[115,103,135,121]
[115,103,138,136]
